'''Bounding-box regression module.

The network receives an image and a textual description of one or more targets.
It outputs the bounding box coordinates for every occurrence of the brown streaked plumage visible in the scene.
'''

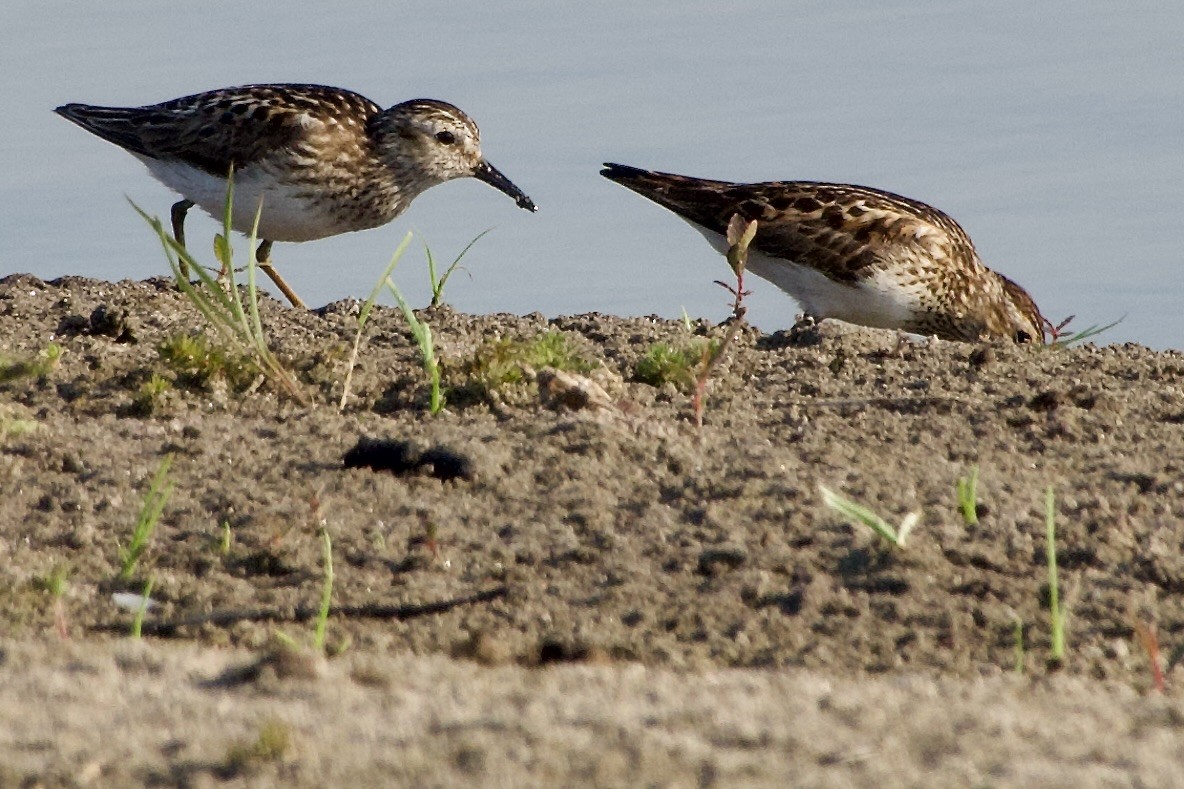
[55,84,537,308]
[601,163,1045,343]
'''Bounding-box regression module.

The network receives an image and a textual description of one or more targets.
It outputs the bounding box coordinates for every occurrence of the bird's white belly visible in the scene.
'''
[689,225,921,329]
[137,156,342,242]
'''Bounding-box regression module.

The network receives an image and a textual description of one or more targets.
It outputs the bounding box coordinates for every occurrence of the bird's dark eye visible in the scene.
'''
[435,130,457,145]
[1015,330,1032,344]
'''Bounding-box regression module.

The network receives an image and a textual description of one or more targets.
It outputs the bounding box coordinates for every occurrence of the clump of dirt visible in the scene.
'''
[2,273,1183,784]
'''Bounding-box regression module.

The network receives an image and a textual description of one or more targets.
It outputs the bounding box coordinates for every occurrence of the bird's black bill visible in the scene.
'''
[600,162,649,184]
[474,160,537,212]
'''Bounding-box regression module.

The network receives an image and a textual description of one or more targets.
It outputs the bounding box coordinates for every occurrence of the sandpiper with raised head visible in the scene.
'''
[56,84,537,308]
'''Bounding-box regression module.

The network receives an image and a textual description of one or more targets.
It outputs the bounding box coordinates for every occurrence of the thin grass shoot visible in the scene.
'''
[956,466,979,526]
[385,276,444,414]
[41,563,71,639]
[117,455,174,581]
[819,485,919,548]
[426,229,492,307]
[1045,486,1066,665]
[313,528,334,653]
[1047,316,1123,349]
[339,231,414,410]
[130,576,156,639]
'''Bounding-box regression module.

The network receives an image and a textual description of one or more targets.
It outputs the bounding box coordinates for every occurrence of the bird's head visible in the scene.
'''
[374,100,536,211]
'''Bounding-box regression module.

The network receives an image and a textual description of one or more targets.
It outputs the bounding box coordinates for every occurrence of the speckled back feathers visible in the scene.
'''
[55,85,387,176]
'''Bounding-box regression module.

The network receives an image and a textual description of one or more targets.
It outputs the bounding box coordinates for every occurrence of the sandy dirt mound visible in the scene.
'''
[1,274,1182,785]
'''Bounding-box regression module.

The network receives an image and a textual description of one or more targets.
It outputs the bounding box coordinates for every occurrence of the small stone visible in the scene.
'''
[698,546,748,576]
[537,368,615,411]
[454,631,511,666]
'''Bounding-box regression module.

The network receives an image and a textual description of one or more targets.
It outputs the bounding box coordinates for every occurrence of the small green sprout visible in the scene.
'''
[819,485,919,548]
[1045,486,1065,665]
[1046,315,1122,349]
[426,229,492,307]
[40,563,71,639]
[634,342,707,390]
[0,407,39,439]
[0,343,63,384]
[158,334,259,391]
[386,275,444,414]
[456,331,594,404]
[956,466,979,525]
[132,372,172,414]
[117,455,175,581]
[313,528,334,653]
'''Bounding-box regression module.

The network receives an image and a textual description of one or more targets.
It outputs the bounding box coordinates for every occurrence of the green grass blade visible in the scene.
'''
[240,194,270,358]
[421,323,443,414]
[819,485,905,547]
[385,274,445,414]
[1045,486,1065,663]
[1048,317,1123,349]
[131,199,244,345]
[131,576,155,639]
[425,239,439,303]
[428,228,492,307]
[338,233,414,411]
[219,171,259,350]
[118,455,174,580]
[313,529,333,652]
[365,232,414,325]
[956,466,979,525]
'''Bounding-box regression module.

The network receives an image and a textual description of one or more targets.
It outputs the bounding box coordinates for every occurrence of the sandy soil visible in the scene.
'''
[1,273,1183,786]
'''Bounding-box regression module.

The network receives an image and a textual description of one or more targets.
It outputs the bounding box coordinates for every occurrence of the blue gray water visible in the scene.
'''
[3,2,1181,348]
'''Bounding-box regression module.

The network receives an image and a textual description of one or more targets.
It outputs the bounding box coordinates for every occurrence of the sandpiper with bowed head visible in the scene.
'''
[601,163,1045,344]
[56,84,537,308]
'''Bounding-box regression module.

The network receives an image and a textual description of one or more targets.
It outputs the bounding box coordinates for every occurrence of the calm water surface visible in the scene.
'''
[3,2,1181,348]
